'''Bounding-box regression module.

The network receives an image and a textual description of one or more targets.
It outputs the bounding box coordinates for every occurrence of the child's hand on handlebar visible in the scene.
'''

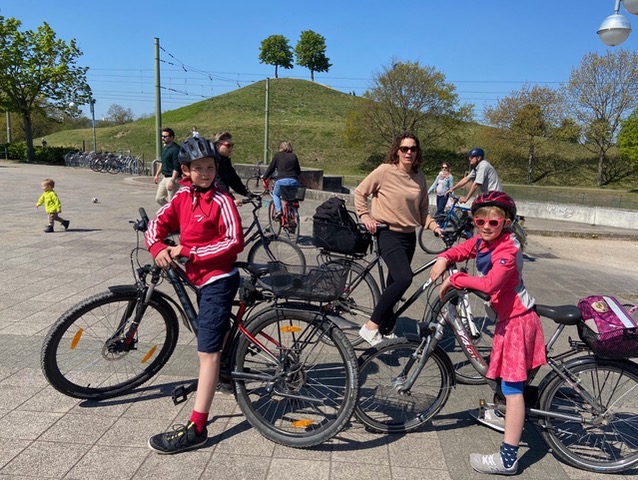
[155,245,184,269]
[429,257,448,282]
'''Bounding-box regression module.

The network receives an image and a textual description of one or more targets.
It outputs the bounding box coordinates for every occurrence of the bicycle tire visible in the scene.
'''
[324,260,380,347]
[247,235,306,268]
[418,226,447,254]
[245,175,261,193]
[430,289,494,385]
[355,337,453,433]
[538,357,638,473]
[282,204,300,244]
[41,289,179,400]
[233,308,359,447]
[268,200,283,238]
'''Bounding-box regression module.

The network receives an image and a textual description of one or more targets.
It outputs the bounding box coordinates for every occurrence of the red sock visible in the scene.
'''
[189,410,209,435]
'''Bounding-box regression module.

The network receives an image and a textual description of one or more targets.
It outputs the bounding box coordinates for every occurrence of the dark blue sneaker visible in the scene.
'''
[148,421,207,454]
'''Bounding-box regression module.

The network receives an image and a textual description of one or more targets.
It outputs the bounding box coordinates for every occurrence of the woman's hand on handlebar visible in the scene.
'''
[361,216,379,234]
[154,245,184,269]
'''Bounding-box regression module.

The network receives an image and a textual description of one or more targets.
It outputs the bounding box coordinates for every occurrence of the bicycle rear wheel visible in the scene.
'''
[41,289,179,400]
[355,338,453,433]
[282,204,300,244]
[324,259,380,347]
[433,289,494,385]
[233,308,359,447]
[538,358,638,473]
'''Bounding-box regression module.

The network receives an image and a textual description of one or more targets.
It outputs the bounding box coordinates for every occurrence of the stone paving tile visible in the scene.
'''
[17,387,79,414]
[267,458,330,480]
[1,441,91,478]
[0,368,49,388]
[39,413,117,445]
[96,417,172,448]
[390,465,452,480]
[203,452,271,480]
[0,385,41,411]
[134,449,211,480]
[0,410,64,441]
[63,445,150,480]
[0,438,31,470]
[331,462,393,480]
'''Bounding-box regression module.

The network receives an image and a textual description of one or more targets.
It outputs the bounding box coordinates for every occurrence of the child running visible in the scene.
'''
[430,191,546,475]
[36,178,70,233]
[145,136,244,454]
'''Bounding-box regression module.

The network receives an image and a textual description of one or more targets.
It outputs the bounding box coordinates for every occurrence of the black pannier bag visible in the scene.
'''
[312,197,371,255]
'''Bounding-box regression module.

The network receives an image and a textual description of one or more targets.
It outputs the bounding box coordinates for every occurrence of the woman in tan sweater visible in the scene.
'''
[355,132,442,346]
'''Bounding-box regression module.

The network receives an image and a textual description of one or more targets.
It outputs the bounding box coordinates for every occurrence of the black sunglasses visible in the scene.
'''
[398,146,418,153]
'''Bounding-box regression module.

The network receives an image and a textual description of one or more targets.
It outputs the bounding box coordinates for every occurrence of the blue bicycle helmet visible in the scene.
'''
[178,137,217,165]
[469,148,485,158]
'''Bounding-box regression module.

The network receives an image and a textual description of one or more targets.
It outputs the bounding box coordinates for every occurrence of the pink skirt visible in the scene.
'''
[486,309,547,383]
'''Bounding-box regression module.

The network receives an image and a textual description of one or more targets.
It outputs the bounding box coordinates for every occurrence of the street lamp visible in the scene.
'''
[598,0,638,46]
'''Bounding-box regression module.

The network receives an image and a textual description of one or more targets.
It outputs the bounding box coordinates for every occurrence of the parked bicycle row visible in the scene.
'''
[64,150,146,175]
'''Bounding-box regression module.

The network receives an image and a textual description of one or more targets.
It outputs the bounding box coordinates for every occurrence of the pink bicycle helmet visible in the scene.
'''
[471,191,517,220]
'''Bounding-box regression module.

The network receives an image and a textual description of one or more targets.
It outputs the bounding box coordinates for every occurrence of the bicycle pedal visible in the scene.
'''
[171,380,198,405]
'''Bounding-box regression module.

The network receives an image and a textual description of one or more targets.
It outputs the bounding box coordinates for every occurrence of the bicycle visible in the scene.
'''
[40,208,359,448]
[418,194,474,254]
[238,191,306,272]
[355,288,638,473]
[418,193,527,254]
[264,177,304,244]
[318,229,492,383]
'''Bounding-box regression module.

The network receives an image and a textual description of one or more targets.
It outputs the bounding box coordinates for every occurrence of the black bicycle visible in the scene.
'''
[40,208,359,448]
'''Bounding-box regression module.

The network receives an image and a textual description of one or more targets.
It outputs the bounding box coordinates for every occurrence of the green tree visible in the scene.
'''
[484,85,563,183]
[618,108,638,166]
[294,30,331,81]
[259,35,294,79]
[553,118,581,144]
[0,17,90,162]
[565,50,638,187]
[105,104,135,125]
[345,60,472,152]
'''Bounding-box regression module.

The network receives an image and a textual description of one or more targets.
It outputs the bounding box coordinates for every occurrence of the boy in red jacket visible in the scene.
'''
[145,137,244,454]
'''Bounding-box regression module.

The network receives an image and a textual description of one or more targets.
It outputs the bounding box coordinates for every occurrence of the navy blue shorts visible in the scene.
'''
[196,272,240,353]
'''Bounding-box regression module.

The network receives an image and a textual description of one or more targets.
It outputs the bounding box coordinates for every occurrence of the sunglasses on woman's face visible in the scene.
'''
[398,146,417,153]
[473,217,506,228]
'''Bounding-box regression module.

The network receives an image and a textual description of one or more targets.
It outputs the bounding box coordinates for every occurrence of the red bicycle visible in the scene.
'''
[265,178,304,244]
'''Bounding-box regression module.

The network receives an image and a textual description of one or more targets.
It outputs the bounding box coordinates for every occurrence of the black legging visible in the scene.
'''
[371,229,416,334]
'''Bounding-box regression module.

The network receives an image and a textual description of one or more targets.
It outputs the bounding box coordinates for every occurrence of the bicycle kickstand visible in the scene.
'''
[171,380,198,405]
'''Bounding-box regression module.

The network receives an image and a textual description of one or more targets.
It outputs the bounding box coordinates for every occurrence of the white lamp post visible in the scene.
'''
[598,0,638,46]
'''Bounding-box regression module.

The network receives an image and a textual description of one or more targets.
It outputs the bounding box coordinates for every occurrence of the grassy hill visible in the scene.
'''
[47,78,370,176]
[45,78,638,208]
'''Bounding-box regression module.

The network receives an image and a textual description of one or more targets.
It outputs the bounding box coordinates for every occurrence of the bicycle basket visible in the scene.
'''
[577,296,638,359]
[267,261,348,302]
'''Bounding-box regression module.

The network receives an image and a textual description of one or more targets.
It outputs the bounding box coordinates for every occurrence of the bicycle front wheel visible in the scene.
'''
[41,289,179,400]
[245,175,261,193]
[324,260,380,347]
[233,308,359,447]
[418,227,447,254]
[355,338,453,433]
[538,358,638,473]
[433,289,494,385]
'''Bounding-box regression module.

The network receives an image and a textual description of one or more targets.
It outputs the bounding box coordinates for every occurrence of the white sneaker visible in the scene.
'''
[470,407,506,433]
[470,452,518,475]
[383,332,398,340]
[359,325,384,346]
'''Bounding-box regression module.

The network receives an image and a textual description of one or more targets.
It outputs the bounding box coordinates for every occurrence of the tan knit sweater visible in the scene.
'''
[354,163,429,233]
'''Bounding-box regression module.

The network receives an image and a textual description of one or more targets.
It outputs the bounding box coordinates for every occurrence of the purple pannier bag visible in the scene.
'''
[577,295,638,359]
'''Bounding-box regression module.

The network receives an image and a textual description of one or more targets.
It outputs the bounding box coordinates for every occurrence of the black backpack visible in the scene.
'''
[312,197,371,255]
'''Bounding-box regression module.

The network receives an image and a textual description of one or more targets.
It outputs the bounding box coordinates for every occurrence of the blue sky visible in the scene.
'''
[4,1,638,122]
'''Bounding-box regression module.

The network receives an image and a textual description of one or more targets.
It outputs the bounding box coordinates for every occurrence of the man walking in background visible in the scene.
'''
[154,128,181,206]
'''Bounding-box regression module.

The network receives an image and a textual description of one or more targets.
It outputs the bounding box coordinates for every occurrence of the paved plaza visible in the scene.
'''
[0,161,637,479]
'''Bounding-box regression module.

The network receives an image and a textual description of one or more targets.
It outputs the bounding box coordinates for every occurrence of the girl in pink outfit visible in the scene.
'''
[430,191,546,476]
